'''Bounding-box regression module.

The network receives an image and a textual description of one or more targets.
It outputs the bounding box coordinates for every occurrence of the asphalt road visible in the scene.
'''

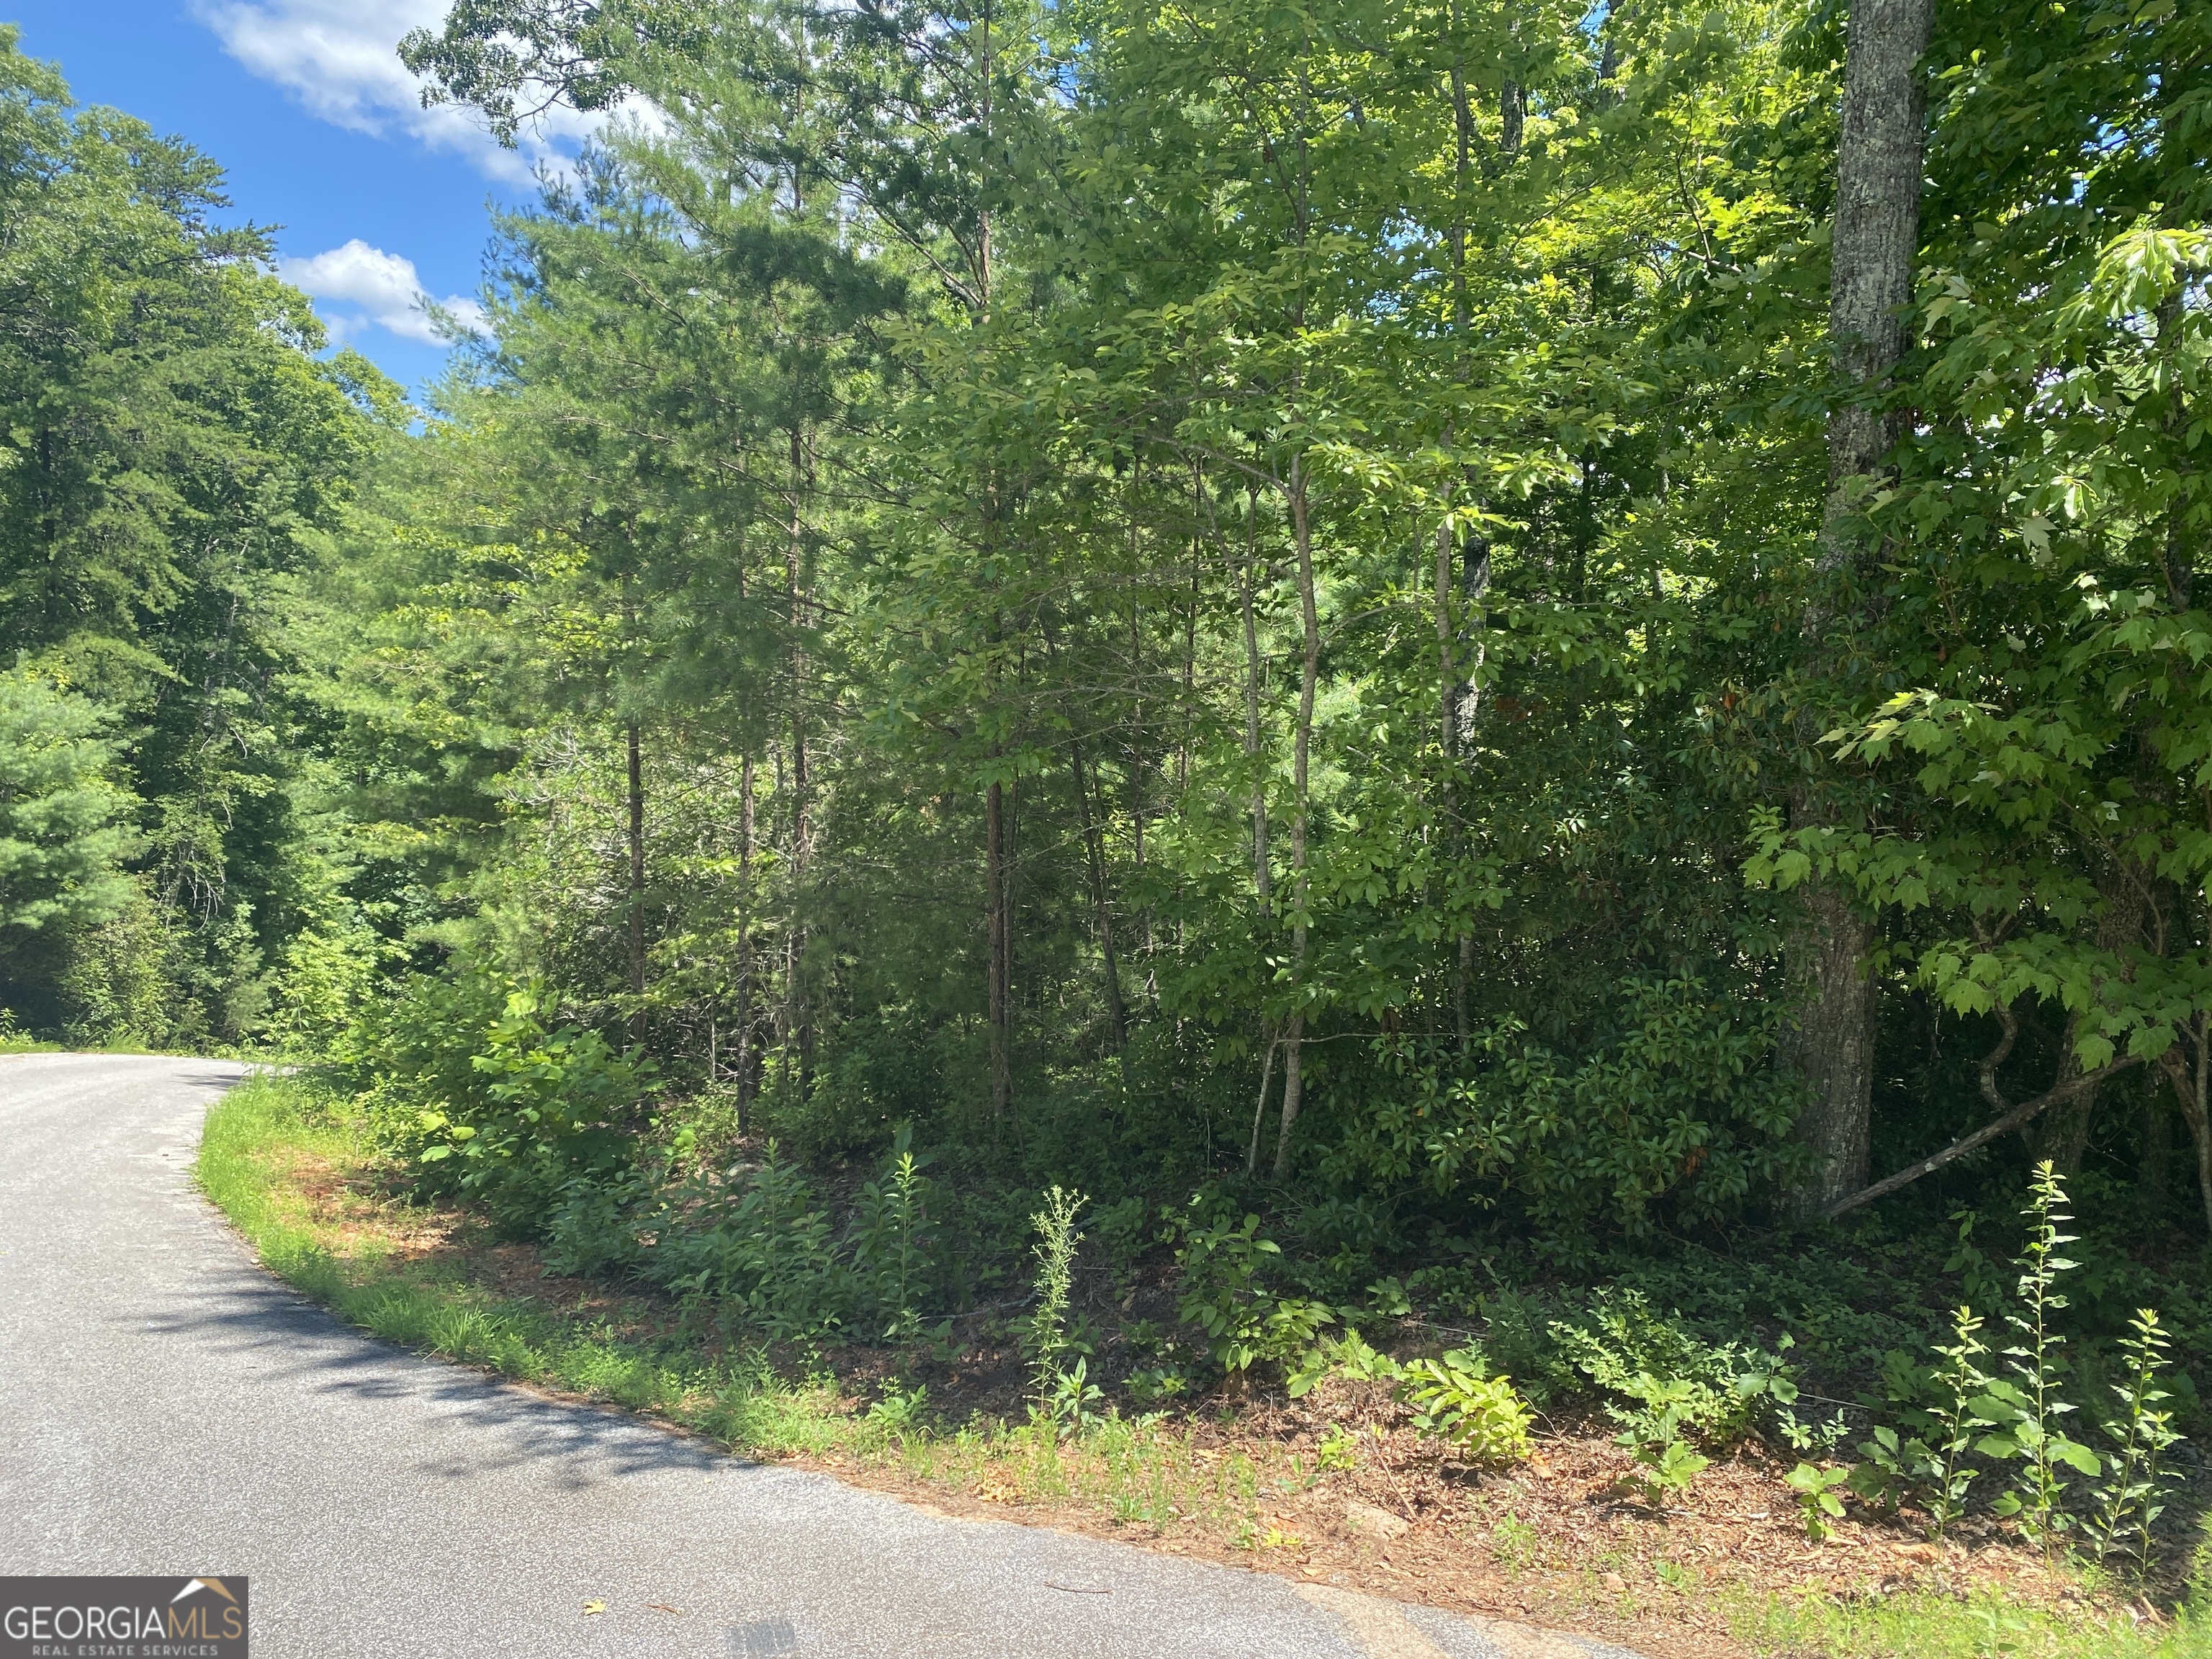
[0,1052,1637,1659]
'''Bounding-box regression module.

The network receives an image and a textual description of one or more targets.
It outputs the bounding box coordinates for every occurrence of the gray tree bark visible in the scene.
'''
[1788,0,1933,1213]
[1272,454,1321,1178]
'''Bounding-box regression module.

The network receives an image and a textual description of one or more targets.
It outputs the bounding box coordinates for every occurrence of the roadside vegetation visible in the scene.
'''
[2,2,2209,1653]
[204,1069,2212,1658]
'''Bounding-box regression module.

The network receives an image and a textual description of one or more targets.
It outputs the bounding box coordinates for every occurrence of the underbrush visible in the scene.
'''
[196,1073,1326,1532]
[197,1071,2212,1657]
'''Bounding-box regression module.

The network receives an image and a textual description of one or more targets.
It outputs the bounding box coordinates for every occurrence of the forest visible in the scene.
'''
[4,0,2211,1633]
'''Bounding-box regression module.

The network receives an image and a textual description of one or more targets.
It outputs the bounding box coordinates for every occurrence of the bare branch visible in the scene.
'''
[1824,1005,2141,1218]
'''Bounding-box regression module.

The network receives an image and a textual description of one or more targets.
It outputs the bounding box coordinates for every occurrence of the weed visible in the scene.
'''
[1126,1366,1190,1406]
[1490,1511,1539,1572]
[1923,1303,1993,1540]
[2088,1308,2184,1575]
[1042,1357,1107,1438]
[1286,1329,1403,1398]
[1316,1423,1362,1473]
[1784,1460,1851,1541]
[1174,1208,1334,1375]
[863,1381,930,1447]
[1614,1402,1711,1511]
[1547,1288,1784,1444]
[850,1128,936,1340]
[1025,1185,1085,1407]
[1983,1163,2100,1550]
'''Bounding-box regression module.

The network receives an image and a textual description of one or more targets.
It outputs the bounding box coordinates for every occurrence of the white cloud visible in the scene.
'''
[278,239,489,344]
[189,0,601,182]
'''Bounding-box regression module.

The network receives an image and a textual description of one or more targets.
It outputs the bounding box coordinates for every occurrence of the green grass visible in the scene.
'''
[1738,1586,2212,1659]
[195,1071,2212,1659]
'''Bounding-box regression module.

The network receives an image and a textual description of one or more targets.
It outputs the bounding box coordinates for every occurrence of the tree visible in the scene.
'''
[0,28,390,1042]
[0,673,134,940]
[1783,0,1934,1213]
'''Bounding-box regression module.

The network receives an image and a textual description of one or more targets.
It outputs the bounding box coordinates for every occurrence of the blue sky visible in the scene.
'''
[8,1,595,394]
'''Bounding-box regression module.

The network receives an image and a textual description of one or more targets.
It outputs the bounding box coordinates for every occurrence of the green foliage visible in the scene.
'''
[624,1143,850,1339]
[1174,1209,1335,1376]
[0,672,135,940]
[1314,1424,1362,1473]
[1916,1305,1992,1541]
[2087,1309,2184,1575]
[1324,982,1813,1236]
[1784,1460,1851,1542]
[53,876,185,1048]
[1395,1348,1534,1466]
[1026,1187,1085,1408]
[1285,1330,1403,1399]
[261,927,385,1061]
[357,974,649,1233]
[850,1128,938,1341]
[15,0,2207,1593]
[1545,1289,1787,1446]
[1615,1429,1711,1510]
[0,32,397,1048]
[1980,1165,2101,1549]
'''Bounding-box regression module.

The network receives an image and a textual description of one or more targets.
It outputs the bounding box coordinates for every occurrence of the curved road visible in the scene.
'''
[1,1053,1631,1659]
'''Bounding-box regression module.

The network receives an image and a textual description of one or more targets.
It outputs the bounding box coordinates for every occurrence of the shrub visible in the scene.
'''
[848,1127,939,1340]
[1545,1287,1786,1444]
[1174,1208,1334,1375]
[644,1143,851,1339]
[262,925,384,1059]
[1317,976,1815,1236]
[354,973,649,1234]
[1397,1347,1534,1465]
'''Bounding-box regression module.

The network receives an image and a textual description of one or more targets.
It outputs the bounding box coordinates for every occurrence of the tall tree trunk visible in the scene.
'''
[1128,598,1154,966]
[1240,524,1280,1172]
[986,775,1011,1117]
[1455,536,1490,1053]
[1070,741,1128,1053]
[734,751,755,1136]
[626,716,647,1049]
[1246,1026,1280,1178]
[786,426,814,1100]
[1179,469,1201,795]
[1240,523,1273,921]
[1789,0,1933,1214]
[1439,41,1478,1053]
[1274,454,1321,1177]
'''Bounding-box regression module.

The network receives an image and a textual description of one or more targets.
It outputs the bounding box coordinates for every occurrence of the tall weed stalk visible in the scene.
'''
[2088,1308,2182,1575]
[1925,1304,1991,1542]
[1027,1187,1086,1411]
[1986,1162,2099,1550]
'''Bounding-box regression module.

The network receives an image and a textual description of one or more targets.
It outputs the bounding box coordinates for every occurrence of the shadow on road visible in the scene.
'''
[140,1256,737,1490]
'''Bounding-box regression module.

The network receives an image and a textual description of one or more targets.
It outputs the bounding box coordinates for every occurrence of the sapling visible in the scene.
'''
[1786,1461,1852,1542]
